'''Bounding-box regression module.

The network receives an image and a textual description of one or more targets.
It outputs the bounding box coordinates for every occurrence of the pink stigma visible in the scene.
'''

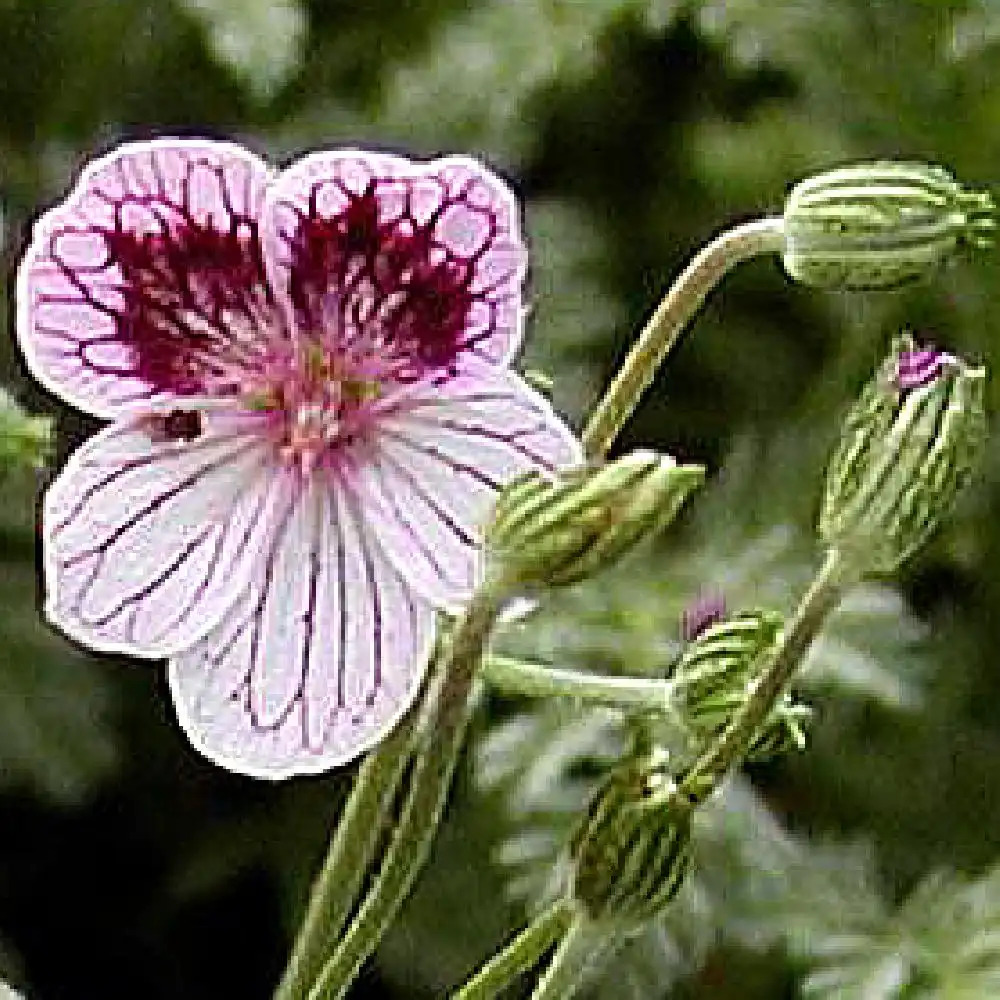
[681,590,727,642]
[895,347,946,391]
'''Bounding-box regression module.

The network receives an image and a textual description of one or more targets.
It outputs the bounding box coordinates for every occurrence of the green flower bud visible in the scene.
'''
[819,334,987,574]
[570,748,692,925]
[489,450,704,589]
[671,610,810,763]
[782,161,994,289]
[0,389,53,472]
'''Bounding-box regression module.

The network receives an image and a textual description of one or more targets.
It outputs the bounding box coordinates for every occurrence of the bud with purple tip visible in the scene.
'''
[680,590,727,642]
[819,333,987,574]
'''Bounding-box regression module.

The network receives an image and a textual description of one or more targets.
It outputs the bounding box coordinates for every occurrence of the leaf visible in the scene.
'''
[801,865,1000,999]
[177,0,305,97]
[377,0,684,159]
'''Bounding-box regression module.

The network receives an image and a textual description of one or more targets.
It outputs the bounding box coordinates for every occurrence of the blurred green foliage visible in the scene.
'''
[2,0,1000,997]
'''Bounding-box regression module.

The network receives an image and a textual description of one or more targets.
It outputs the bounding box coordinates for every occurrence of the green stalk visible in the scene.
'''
[273,719,417,1000]
[451,898,577,1000]
[483,654,680,716]
[528,915,619,1000]
[582,217,786,458]
[304,587,506,1000]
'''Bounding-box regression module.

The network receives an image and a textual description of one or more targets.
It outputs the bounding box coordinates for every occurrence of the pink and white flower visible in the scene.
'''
[17,138,581,779]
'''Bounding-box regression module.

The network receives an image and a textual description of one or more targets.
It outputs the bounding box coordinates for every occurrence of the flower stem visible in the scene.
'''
[450,898,577,1000]
[581,217,786,458]
[681,547,852,797]
[303,587,506,1000]
[273,718,417,1000]
[483,654,681,717]
[528,914,619,1000]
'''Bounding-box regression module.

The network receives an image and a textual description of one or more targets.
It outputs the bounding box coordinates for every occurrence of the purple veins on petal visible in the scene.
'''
[264,150,526,372]
[681,590,727,642]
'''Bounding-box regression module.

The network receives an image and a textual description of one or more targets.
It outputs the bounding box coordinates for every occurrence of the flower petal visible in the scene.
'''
[167,478,437,779]
[17,138,275,418]
[355,358,583,608]
[43,412,282,656]
[262,150,525,369]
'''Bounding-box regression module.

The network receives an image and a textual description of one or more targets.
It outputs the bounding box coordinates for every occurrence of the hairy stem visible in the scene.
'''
[582,217,786,458]
[451,898,577,1000]
[528,916,619,1000]
[304,588,506,1000]
[273,719,417,1000]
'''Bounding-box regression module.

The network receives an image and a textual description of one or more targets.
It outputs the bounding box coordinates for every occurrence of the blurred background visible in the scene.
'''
[2,0,1000,996]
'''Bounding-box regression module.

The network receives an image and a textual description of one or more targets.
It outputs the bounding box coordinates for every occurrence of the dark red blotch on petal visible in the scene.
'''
[290,178,495,375]
[97,220,268,395]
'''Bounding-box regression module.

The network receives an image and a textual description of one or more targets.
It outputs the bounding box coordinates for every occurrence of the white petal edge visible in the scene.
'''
[356,359,584,610]
[43,412,283,657]
[166,476,438,779]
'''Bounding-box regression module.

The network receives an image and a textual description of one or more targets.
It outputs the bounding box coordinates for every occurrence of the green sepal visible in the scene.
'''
[670,610,811,763]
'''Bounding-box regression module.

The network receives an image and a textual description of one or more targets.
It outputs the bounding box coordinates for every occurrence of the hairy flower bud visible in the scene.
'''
[489,450,704,589]
[0,389,52,472]
[671,610,810,762]
[570,748,692,925]
[782,161,994,289]
[819,334,988,574]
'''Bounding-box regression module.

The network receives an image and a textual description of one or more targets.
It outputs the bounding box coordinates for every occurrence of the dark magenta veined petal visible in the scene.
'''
[42,410,285,656]
[167,476,437,779]
[354,356,584,609]
[262,149,526,371]
[17,138,275,418]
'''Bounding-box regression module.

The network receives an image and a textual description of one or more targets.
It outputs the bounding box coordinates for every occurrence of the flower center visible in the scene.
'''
[245,340,384,476]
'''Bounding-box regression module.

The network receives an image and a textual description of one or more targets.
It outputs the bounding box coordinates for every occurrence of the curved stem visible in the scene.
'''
[451,898,577,1000]
[582,217,786,458]
[681,547,852,797]
[305,588,506,1000]
[483,654,681,718]
[529,915,617,1000]
[273,719,417,1000]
